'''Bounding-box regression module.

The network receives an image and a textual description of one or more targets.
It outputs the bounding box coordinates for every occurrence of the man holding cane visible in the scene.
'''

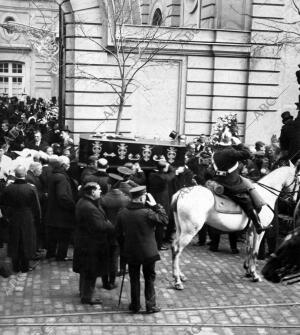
[116,186,168,313]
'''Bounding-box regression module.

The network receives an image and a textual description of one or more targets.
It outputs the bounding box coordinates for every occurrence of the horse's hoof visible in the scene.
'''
[243,262,249,271]
[252,276,262,283]
[173,283,184,290]
[180,274,187,282]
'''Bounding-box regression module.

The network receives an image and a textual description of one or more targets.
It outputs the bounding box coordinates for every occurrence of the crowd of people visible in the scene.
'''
[0,96,193,311]
[0,97,297,312]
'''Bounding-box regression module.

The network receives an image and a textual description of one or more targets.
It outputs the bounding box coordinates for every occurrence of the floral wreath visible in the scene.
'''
[210,113,239,145]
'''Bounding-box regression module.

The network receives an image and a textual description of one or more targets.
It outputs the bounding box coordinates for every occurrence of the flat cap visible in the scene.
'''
[129,185,146,198]
[117,166,134,176]
[108,173,124,182]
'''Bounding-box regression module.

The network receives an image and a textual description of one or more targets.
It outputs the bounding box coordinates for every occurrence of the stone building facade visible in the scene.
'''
[0,0,286,145]
[0,0,59,99]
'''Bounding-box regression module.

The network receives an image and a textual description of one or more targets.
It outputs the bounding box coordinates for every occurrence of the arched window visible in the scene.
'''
[0,62,25,97]
[152,8,163,26]
[3,16,15,35]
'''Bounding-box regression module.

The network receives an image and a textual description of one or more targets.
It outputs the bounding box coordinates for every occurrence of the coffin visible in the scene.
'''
[79,135,186,168]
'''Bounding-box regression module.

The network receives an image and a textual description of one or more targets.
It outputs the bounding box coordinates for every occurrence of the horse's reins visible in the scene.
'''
[256,173,299,198]
[256,182,289,197]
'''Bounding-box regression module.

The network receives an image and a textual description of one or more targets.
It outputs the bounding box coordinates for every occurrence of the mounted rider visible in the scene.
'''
[211,127,269,234]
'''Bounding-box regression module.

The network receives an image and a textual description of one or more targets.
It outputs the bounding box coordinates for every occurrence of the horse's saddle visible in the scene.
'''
[213,194,243,214]
[205,180,242,214]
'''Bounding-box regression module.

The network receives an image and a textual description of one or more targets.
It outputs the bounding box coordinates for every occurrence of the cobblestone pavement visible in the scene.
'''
[0,236,300,335]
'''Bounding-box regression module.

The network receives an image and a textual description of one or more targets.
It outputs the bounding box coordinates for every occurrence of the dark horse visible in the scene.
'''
[262,226,300,283]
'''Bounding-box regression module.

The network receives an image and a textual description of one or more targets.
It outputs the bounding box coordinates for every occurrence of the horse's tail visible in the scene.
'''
[171,192,181,259]
[171,191,182,250]
[171,191,181,214]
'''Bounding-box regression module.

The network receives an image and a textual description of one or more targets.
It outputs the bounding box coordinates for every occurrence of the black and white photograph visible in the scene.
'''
[0,0,300,334]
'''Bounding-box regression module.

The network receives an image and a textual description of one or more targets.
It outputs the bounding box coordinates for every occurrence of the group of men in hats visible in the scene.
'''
[73,157,171,311]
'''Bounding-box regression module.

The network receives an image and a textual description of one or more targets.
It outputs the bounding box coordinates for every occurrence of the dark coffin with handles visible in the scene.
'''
[79,135,186,168]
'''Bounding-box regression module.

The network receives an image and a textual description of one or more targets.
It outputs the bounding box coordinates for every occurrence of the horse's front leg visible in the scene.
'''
[171,242,184,290]
[243,230,251,278]
[247,228,264,282]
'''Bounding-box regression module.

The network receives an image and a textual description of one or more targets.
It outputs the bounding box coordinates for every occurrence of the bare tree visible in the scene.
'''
[247,1,300,57]
[76,0,175,134]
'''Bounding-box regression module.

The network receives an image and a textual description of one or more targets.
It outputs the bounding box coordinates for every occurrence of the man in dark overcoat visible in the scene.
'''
[26,161,45,254]
[279,111,294,158]
[101,173,130,289]
[116,186,168,313]
[82,158,110,194]
[147,160,183,250]
[73,182,114,305]
[279,109,300,164]
[45,155,77,260]
[1,165,41,272]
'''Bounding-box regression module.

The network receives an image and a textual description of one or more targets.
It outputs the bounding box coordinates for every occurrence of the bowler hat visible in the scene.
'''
[129,185,146,198]
[281,111,293,122]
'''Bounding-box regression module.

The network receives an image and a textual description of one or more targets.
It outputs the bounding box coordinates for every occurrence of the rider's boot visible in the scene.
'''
[248,209,269,234]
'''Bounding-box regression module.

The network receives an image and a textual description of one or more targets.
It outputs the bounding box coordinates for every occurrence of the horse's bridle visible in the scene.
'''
[256,172,300,199]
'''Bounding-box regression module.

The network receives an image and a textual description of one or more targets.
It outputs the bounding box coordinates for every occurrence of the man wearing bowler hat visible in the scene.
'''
[73,182,113,305]
[116,185,168,313]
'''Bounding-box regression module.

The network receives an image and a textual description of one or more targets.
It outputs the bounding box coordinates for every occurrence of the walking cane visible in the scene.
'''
[118,265,126,308]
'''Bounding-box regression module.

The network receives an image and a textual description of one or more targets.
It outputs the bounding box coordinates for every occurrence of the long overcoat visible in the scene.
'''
[101,189,130,247]
[147,167,176,215]
[280,116,300,163]
[116,202,168,265]
[44,165,77,229]
[73,196,113,277]
[1,179,41,259]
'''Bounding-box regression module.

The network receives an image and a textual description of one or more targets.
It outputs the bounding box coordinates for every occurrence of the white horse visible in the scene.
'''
[171,166,299,290]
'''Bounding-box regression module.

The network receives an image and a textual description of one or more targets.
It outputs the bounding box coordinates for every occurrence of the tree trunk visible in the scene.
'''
[115,95,125,134]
